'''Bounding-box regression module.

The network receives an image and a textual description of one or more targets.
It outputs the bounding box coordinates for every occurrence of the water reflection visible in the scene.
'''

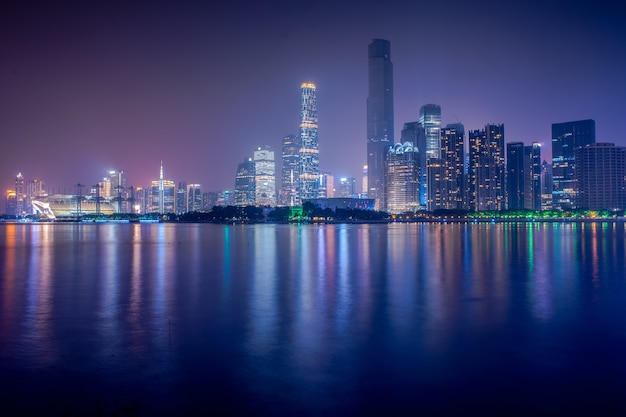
[1,222,625,414]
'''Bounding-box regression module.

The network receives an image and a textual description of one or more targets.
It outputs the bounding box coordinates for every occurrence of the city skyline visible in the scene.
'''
[2,1,624,199]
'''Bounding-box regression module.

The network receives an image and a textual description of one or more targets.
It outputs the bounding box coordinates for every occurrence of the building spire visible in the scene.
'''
[160,160,164,181]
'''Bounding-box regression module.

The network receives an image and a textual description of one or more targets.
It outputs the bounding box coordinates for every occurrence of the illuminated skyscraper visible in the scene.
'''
[254,146,276,206]
[434,123,465,210]
[235,157,255,206]
[506,142,525,210]
[419,104,442,207]
[150,161,175,213]
[299,82,319,202]
[524,143,542,211]
[468,124,505,211]
[400,122,424,206]
[552,119,595,210]
[385,142,420,214]
[108,170,127,212]
[176,182,187,214]
[367,39,394,210]
[187,184,203,212]
[15,173,25,215]
[280,134,300,206]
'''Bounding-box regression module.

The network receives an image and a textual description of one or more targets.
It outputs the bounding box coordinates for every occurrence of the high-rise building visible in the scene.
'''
[176,182,187,214]
[361,165,368,198]
[298,82,319,202]
[150,162,175,213]
[400,122,425,206]
[15,173,25,216]
[367,39,394,210]
[541,160,553,210]
[27,179,45,215]
[551,119,596,210]
[468,124,505,211]
[385,142,420,214]
[318,172,334,199]
[5,190,16,216]
[187,184,203,212]
[108,170,127,213]
[420,104,442,160]
[438,123,465,210]
[524,143,542,211]
[426,158,446,211]
[280,134,300,206]
[506,142,525,210]
[235,157,255,206]
[338,177,357,198]
[575,143,626,210]
[254,146,276,207]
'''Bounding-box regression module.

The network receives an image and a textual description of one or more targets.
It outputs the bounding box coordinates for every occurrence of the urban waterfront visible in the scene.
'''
[1,222,626,415]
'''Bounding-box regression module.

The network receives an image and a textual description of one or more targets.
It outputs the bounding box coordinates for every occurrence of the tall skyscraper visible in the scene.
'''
[15,173,25,216]
[524,143,542,211]
[108,170,127,213]
[541,160,553,210]
[150,162,175,213]
[176,182,187,214]
[254,146,276,207]
[400,122,424,206]
[298,82,319,202]
[187,184,203,212]
[420,104,442,160]
[235,157,255,206]
[280,134,300,206]
[385,142,420,214]
[367,39,394,210]
[551,119,595,210]
[438,123,465,210]
[468,124,505,211]
[506,142,525,210]
[575,143,626,210]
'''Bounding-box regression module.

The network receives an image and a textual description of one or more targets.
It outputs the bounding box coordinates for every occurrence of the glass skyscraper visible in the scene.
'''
[254,146,276,207]
[367,39,394,210]
[385,142,420,214]
[551,119,596,210]
[298,82,319,202]
[468,124,505,211]
[281,134,300,206]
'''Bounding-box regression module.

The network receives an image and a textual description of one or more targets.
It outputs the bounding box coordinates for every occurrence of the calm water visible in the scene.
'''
[1,222,626,415]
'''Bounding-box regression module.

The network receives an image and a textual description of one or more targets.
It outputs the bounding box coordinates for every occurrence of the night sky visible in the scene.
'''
[1,0,624,204]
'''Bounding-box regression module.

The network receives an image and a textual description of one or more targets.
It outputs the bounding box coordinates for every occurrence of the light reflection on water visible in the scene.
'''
[0,222,626,415]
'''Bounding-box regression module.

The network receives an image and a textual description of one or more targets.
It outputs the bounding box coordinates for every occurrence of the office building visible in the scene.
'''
[280,134,300,206]
[176,182,187,214]
[524,143,542,211]
[468,124,505,211]
[367,39,394,210]
[506,142,525,210]
[400,122,425,206]
[187,184,203,212]
[552,119,595,210]
[15,173,25,216]
[575,143,626,210]
[299,82,319,202]
[438,123,465,210]
[254,146,276,206]
[150,162,175,213]
[235,157,255,206]
[338,177,357,198]
[108,170,128,213]
[385,142,420,214]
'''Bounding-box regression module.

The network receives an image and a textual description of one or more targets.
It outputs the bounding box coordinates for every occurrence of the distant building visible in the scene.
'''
[506,142,525,210]
[27,179,45,215]
[361,165,368,198]
[552,119,595,210]
[426,158,446,211]
[338,177,357,198]
[15,173,25,216]
[280,134,300,206]
[575,143,626,210]
[203,191,218,210]
[108,170,128,213]
[254,146,276,206]
[540,160,553,210]
[385,142,420,214]
[304,198,375,211]
[150,162,175,213]
[187,184,202,212]
[235,157,255,206]
[318,172,334,199]
[176,182,187,214]
[438,123,465,210]
[400,122,425,206]
[5,190,16,216]
[468,124,505,211]
[524,143,542,211]
[299,82,319,202]
[367,39,394,210]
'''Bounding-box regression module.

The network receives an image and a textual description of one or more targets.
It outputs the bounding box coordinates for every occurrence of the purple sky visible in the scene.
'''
[1,0,624,206]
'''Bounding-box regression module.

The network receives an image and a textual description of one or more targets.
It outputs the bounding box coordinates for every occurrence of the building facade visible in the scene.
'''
[551,119,596,210]
[254,146,276,207]
[468,124,505,211]
[438,123,465,210]
[280,134,300,206]
[298,82,319,202]
[575,143,626,210]
[235,157,255,206]
[367,39,394,210]
[385,142,420,214]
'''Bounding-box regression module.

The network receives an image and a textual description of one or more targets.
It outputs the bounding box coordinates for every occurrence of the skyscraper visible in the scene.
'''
[280,134,300,206]
[298,82,319,202]
[176,182,187,214]
[254,146,276,207]
[108,170,127,213]
[187,184,203,212]
[551,119,596,210]
[385,142,420,214]
[367,39,394,210]
[400,122,424,206]
[150,162,175,213]
[524,143,542,211]
[575,143,626,210]
[438,123,465,210]
[234,157,255,206]
[468,124,505,211]
[15,173,25,216]
[506,142,525,210]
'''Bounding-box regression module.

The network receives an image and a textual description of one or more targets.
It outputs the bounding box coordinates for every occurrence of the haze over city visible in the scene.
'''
[2,0,624,198]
